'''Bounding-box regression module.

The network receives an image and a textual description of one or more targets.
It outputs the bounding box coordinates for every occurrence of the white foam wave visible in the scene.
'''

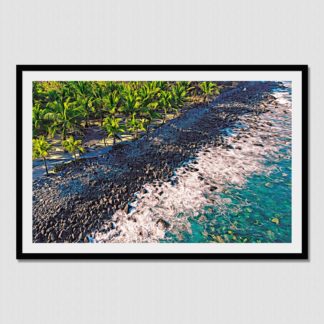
[94,86,292,243]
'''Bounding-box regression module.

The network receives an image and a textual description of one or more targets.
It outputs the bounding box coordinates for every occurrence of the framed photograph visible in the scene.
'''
[17,65,308,259]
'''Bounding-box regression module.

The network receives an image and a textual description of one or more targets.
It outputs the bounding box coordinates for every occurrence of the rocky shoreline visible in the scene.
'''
[32,81,286,243]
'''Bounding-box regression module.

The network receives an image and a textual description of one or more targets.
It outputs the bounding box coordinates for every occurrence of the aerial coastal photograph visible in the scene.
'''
[32,80,292,244]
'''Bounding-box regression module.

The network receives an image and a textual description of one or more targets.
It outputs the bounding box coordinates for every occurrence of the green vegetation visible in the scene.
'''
[62,136,84,162]
[32,136,52,175]
[102,116,125,146]
[199,81,220,103]
[32,81,221,172]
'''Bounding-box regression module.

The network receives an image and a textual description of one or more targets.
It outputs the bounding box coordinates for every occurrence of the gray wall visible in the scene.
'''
[0,1,322,323]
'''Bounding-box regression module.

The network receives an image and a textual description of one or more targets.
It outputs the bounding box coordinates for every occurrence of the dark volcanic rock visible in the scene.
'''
[156,218,171,230]
[32,81,280,243]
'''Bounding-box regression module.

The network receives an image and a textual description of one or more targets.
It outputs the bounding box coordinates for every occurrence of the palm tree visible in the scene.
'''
[171,82,188,115]
[141,103,161,133]
[44,92,84,140]
[159,90,173,123]
[120,87,141,118]
[73,81,94,127]
[104,90,120,117]
[126,113,146,139]
[62,136,84,162]
[144,81,160,96]
[91,82,106,125]
[199,81,220,103]
[179,81,194,94]
[156,81,168,91]
[47,88,61,102]
[137,84,152,108]
[106,81,122,93]
[33,136,52,175]
[102,116,125,146]
[77,96,93,127]
[33,82,48,104]
[137,83,160,132]
[32,102,48,136]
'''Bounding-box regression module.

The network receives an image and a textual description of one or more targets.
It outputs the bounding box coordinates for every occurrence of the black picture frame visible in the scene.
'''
[17,65,309,260]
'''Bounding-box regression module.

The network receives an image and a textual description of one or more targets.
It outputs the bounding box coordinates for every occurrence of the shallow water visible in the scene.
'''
[163,151,291,243]
[162,83,292,243]
[94,82,292,243]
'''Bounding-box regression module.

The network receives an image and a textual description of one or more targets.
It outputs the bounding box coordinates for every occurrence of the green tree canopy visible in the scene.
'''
[102,116,125,145]
[32,136,52,175]
[62,136,84,161]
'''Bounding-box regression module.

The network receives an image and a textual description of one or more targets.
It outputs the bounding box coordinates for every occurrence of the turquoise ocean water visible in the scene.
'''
[163,86,292,243]
[165,153,292,243]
